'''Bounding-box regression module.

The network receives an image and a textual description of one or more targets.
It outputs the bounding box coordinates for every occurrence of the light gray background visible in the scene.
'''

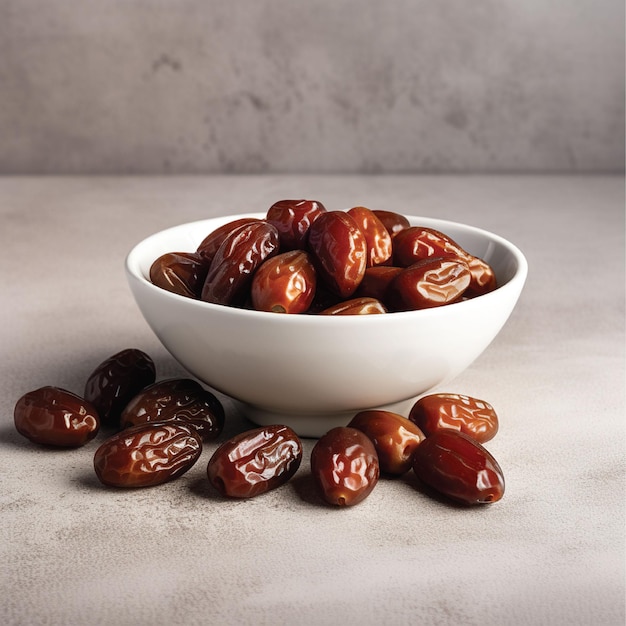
[1,0,624,174]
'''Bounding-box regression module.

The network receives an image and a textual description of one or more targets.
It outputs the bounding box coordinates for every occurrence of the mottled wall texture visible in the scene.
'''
[0,1,623,174]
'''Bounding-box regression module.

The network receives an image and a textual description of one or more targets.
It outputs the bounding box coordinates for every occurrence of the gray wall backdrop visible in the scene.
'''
[1,1,623,174]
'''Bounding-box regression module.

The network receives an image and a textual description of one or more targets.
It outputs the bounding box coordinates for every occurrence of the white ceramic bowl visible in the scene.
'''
[125,213,527,437]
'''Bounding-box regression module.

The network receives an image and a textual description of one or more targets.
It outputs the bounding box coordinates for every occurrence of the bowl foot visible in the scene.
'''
[235,397,419,439]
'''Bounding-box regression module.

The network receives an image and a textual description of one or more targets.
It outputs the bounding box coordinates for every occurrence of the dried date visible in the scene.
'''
[14,386,100,447]
[412,430,505,505]
[120,378,225,440]
[310,427,380,506]
[149,251,209,299]
[372,210,410,237]
[347,206,393,267]
[201,221,280,306]
[307,211,367,299]
[409,393,499,443]
[84,348,156,428]
[196,217,261,264]
[319,297,387,315]
[94,421,202,488]
[348,410,425,475]
[250,250,317,314]
[266,199,326,250]
[387,257,471,310]
[207,425,302,498]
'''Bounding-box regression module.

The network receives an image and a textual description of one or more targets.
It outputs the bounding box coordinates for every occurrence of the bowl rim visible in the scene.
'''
[125,213,528,325]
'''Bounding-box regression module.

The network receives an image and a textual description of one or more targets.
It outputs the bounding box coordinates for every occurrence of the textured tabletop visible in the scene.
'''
[1,175,624,626]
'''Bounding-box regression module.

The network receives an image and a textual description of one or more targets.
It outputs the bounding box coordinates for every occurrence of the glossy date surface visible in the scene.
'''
[196,217,261,264]
[319,297,387,315]
[310,427,380,506]
[120,378,225,440]
[412,430,505,505]
[348,410,425,475]
[347,206,392,267]
[201,221,279,306]
[372,210,410,237]
[250,250,317,314]
[266,199,326,250]
[307,211,367,299]
[94,421,203,488]
[387,257,471,310]
[207,425,302,498]
[410,393,499,443]
[149,251,209,299]
[14,386,100,447]
[84,348,156,428]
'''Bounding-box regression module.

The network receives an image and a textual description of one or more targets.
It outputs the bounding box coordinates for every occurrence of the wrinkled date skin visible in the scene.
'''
[319,297,387,315]
[251,250,317,313]
[347,206,393,267]
[393,227,496,296]
[348,410,425,475]
[412,430,505,505]
[196,217,261,264]
[201,221,279,306]
[307,211,367,299]
[207,425,303,498]
[372,210,410,238]
[149,251,210,299]
[14,386,100,447]
[84,348,156,428]
[310,427,380,506]
[120,378,225,441]
[266,199,326,250]
[387,257,471,311]
[410,393,499,443]
[94,421,202,488]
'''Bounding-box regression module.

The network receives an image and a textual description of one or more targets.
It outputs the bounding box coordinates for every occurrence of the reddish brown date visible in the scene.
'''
[84,348,156,428]
[149,251,209,299]
[266,199,326,250]
[196,217,261,264]
[251,250,317,314]
[201,221,280,306]
[393,226,496,296]
[120,378,225,441]
[372,210,410,237]
[207,425,302,498]
[14,386,100,447]
[347,206,392,267]
[387,257,471,311]
[348,410,425,475]
[409,393,499,443]
[319,297,387,315]
[310,427,380,506]
[412,430,505,505]
[94,421,202,488]
[355,266,403,301]
[307,211,367,299]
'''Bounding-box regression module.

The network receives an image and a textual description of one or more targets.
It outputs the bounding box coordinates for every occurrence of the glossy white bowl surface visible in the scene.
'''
[126,213,527,437]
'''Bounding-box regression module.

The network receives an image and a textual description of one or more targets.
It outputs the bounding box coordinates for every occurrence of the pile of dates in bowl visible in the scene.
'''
[14,347,506,508]
[124,200,528,435]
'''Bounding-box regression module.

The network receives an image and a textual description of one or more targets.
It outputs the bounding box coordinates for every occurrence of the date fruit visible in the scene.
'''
[14,386,100,447]
[348,410,425,475]
[347,206,393,267]
[251,250,317,314]
[201,221,279,306]
[387,257,471,310]
[372,210,410,237]
[120,378,225,440]
[207,425,302,498]
[149,251,209,299]
[196,217,261,264]
[84,348,156,428]
[319,297,387,315]
[412,430,505,505]
[94,421,202,488]
[266,199,326,250]
[409,393,499,443]
[310,427,380,506]
[355,266,403,301]
[307,211,367,299]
